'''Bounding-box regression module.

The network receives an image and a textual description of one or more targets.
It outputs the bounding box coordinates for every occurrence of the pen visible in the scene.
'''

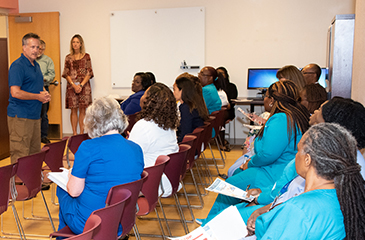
[246,184,250,192]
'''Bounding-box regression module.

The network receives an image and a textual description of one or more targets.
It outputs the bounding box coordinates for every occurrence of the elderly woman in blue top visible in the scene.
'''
[198,80,310,225]
[120,72,152,115]
[57,96,144,234]
[253,123,365,239]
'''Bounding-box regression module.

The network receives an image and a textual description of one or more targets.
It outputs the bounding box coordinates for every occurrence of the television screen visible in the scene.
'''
[247,68,328,89]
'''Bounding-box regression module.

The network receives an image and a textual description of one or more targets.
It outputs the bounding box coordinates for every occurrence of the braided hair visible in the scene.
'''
[257,80,310,148]
[302,123,365,240]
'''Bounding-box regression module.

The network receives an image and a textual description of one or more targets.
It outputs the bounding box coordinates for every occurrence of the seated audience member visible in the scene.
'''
[237,97,365,228]
[226,90,273,177]
[276,65,306,92]
[129,82,179,197]
[301,63,322,85]
[173,77,209,142]
[299,83,327,114]
[252,123,365,239]
[197,80,310,226]
[216,67,238,121]
[145,71,156,85]
[120,72,151,115]
[198,66,222,114]
[57,97,144,234]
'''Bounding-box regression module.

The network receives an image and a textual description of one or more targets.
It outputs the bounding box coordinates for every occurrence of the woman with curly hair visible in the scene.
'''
[129,82,179,196]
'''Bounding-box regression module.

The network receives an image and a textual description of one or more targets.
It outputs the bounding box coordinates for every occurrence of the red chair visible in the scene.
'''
[159,144,191,236]
[40,137,69,206]
[134,156,170,238]
[65,133,90,168]
[0,163,21,239]
[65,215,101,240]
[106,171,148,239]
[180,134,205,208]
[50,189,132,240]
[3,148,56,239]
[123,111,139,135]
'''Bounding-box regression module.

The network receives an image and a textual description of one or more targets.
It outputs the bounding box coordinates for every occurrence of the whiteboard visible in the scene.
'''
[110,7,205,88]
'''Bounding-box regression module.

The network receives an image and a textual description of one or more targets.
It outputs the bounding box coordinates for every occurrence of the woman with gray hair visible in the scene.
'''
[56,96,144,235]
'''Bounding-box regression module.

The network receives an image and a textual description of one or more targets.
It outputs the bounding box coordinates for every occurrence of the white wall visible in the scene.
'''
[18,0,355,136]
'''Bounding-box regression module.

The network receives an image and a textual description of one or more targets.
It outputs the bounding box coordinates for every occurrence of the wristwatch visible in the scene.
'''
[80,84,83,88]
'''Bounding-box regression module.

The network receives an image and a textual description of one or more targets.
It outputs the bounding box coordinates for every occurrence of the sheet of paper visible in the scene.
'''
[206,178,255,202]
[47,168,70,192]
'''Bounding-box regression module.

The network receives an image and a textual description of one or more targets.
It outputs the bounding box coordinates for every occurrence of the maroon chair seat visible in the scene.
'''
[65,215,101,240]
[50,189,131,240]
[106,171,148,239]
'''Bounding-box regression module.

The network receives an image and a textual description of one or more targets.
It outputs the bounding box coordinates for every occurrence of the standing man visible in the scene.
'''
[36,40,55,144]
[7,33,51,164]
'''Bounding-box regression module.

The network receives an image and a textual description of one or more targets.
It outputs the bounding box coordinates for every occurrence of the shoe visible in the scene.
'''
[219,173,228,179]
[41,137,51,144]
[41,183,51,190]
[195,218,204,225]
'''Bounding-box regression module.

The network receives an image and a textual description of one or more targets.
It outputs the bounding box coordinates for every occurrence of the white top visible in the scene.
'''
[129,119,179,167]
[218,89,229,107]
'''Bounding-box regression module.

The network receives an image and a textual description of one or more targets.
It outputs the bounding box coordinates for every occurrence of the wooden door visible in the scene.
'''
[0,38,9,160]
[8,12,62,139]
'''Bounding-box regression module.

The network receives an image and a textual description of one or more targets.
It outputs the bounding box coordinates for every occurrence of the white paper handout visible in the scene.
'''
[168,206,249,240]
[47,168,70,192]
[206,178,255,202]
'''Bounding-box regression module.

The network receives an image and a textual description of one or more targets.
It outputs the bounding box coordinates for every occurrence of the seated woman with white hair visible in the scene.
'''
[56,96,144,234]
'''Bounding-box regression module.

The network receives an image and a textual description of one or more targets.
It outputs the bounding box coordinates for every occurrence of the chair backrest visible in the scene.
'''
[202,120,214,151]
[210,110,222,137]
[190,127,204,161]
[92,189,131,240]
[0,163,17,215]
[43,137,68,172]
[124,111,139,135]
[106,171,148,238]
[164,144,191,196]
[179,135,197,179]
[66,215,102,240]
[137,155,170,216]
[16,148,48,199]
[67,133,90,155]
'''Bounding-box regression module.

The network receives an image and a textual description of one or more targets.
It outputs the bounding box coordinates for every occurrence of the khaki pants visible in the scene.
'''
[7,116,41,164]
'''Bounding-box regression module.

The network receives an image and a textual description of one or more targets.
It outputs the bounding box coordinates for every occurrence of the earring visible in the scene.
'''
[269,103,273,107]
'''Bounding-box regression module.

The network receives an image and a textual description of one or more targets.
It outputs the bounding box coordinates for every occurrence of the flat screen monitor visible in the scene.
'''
[247,68,278,89]
[247,68,328,89]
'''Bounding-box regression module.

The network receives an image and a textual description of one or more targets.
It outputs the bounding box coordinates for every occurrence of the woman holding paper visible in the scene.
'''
[197,80,310,225]
[56,97,144,234]
[253,123,365,239]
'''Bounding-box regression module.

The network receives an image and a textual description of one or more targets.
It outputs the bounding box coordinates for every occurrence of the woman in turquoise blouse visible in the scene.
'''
[198,80,310,225]
[253,123,365,239]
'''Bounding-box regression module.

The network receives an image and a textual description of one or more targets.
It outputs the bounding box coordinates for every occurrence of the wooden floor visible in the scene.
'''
[0,141,243,239]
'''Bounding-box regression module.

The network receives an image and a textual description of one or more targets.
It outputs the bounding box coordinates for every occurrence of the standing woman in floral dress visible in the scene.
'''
[62,34,94,135]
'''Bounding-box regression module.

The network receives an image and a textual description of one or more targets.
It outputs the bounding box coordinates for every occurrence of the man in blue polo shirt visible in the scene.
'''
[7,33,51,164]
